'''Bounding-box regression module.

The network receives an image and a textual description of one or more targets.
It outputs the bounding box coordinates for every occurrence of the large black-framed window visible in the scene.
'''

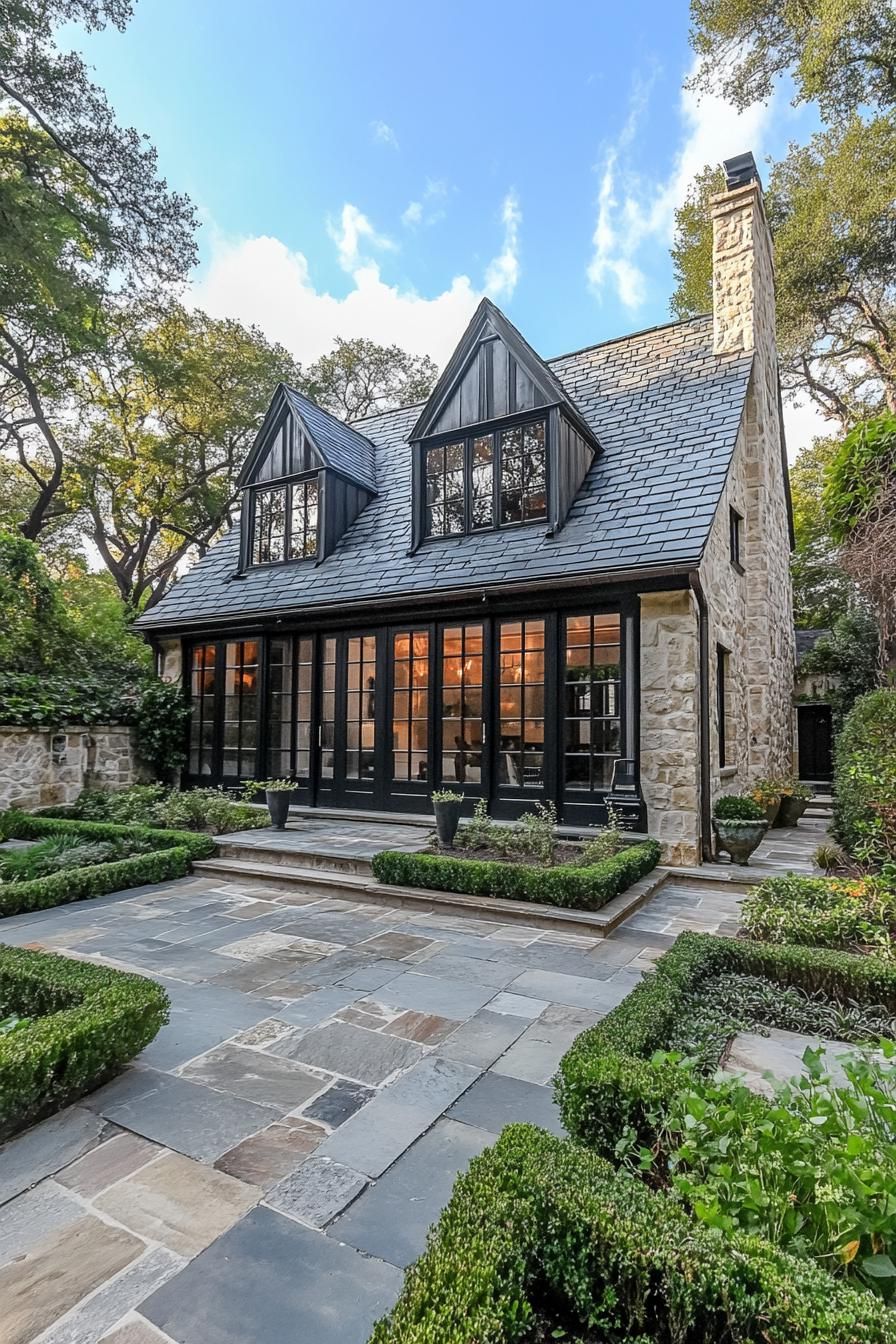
[422,415,548,540]
[250,471,319,566]
[497,617,546,790]
[563,613,621,792]
[717,643,732,767]
[391,630,429,783]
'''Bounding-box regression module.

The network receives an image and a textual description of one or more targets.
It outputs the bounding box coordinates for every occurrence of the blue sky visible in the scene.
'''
[67,0,820,442]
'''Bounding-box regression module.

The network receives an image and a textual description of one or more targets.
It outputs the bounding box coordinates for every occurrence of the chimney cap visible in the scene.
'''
[723,152,760,190]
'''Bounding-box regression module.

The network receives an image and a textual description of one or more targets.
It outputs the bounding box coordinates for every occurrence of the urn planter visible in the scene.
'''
[433,799,463,848]
[762,797,782,826]
[265,789,292,831]
[713,818,768,865]
[776,795,809,828]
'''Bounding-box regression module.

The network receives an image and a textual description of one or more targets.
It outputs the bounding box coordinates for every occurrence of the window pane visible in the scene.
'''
[392,630,428,781]
[289,478,319,560]
[440,623,483,785]
[498,619,544,789]
[563,614,621,794]
[253,488,286,563]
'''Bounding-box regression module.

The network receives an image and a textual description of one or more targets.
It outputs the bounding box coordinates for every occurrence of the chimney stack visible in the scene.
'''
[710,151,775,358]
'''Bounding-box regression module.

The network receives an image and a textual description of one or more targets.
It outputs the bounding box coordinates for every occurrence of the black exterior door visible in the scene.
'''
[797,703,833,782]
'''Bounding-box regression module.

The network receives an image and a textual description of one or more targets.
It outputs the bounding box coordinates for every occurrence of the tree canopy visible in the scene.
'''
[302,336,438,420]
[0,1,196,538]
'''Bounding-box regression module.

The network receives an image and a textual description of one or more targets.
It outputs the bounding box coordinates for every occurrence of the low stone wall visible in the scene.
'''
[0,725,143,812]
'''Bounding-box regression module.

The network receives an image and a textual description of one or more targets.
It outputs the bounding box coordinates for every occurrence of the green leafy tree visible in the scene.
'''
[823,414,896,542]
[789,437,856,627]
[66,303,301,610]
[689,0,896,122]
[0,530,69,667]
[799,608,881,727]
[301,336,438,420]
[0,1,196,539]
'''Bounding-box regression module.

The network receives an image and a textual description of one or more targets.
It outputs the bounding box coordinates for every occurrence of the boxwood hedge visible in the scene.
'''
[371,839,660,911]
[0,812,215,918]
[370,1124,892,1344]
[0,944,168,1139]
[556,931,896,1155]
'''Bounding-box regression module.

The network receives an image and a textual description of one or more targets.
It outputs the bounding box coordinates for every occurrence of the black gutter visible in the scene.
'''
[688,570,714,863]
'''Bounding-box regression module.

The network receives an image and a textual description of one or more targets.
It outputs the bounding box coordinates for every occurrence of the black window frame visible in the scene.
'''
[716,643,731,767]
[419,412,549,542]
[729,506,744,573]
[248,468,320,568]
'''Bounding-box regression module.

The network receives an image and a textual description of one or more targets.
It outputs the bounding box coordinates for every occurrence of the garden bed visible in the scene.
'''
[0,812,215,918]
[0,944,168,1139]
[42,783,268,835]
[370,1124,892,1344]
[557,932,896,1302]
[371,840,660,912]
[742,873,896,957]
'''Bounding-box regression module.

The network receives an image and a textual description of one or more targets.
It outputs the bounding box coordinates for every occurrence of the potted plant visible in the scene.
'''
[431,789,465,848]
[243,779,296,830]
[712,793,768,865]
[750,777,783,826]
[774,778,813,828]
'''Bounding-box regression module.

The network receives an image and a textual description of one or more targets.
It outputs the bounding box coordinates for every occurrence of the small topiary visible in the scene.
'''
[714,793,764,821]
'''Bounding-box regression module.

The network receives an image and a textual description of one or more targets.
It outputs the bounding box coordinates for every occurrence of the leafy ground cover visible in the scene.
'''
[46,784,267,835]
[557,932,896,1306]
[0,944,168,1139]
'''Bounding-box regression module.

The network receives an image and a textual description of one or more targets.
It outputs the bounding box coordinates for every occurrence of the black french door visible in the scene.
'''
[186,600,636,822]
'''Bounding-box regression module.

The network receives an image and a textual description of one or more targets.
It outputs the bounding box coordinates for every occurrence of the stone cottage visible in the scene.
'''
[136,152,795,864]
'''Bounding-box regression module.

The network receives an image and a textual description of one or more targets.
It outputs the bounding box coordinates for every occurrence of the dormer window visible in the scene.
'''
[251,476,319,565]
[423,416,547,540]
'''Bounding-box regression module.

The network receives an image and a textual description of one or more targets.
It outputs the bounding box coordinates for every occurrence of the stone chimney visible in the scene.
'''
[710,153,776,359]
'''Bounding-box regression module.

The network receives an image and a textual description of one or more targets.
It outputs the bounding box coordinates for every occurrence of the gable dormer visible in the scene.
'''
[237,384,376,569]
[409,299,599,549]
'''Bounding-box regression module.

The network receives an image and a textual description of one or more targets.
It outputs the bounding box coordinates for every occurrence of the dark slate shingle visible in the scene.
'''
[136,315,753,631]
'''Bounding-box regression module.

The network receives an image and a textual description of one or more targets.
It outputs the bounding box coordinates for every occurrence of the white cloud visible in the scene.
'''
[782,393,836,461]
[370,120,399,149]
[588,59,772,309]
[484,192,522,300]
[191,192,522,369]
[401,179,450,230]
[327,203,396,273]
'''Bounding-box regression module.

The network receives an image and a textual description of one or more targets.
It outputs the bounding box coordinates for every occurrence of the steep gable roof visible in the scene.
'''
[411,298,599,451]
[136,315,753,632]
[238,383,377,494]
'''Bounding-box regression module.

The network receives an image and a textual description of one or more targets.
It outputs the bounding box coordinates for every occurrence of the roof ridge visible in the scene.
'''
[349,312,714,430]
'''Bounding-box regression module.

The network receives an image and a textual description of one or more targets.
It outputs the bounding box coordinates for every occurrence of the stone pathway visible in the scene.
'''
[0,814,826,1344]
[725,1027,875,1097]
[224,818,430,862]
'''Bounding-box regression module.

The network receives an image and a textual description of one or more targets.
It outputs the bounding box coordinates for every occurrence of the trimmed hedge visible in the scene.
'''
[371,839,661,911]
[0,944,168,1139]
[0,812,215,918]
[741,873,896,955]
[370,1124,892,1344]
[556,932,896,1155]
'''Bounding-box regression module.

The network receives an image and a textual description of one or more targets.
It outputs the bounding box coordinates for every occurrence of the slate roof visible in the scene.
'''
[795,628,832,663]
[136,314,754,632]
[280,385,377,493]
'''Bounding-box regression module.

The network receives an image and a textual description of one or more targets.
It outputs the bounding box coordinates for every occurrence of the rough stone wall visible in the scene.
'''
[0,725,142,811]
[709,179,795,785]
[639,591,701,865]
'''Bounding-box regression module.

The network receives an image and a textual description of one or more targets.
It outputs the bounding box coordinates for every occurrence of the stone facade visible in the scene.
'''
[0,725,143,812]
[639,174,795,865]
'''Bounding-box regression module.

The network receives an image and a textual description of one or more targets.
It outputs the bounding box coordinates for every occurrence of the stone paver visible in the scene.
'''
[725,1027,873,1096]
[0,820,824,1342]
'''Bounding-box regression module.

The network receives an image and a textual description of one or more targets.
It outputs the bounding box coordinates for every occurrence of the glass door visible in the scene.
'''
[185,638,261,787]
[437,623,487,804]
[316,631,381,809]
[388,628,431,811]
[265,636,315,804]
[493,617,549,816]
[561,613,622,825]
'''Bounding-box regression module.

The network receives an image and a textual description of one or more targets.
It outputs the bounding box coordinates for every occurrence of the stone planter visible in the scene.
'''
[776,795,809,828]
[713,818,768,865]
[433,799,462,848]
[265,789,292,831]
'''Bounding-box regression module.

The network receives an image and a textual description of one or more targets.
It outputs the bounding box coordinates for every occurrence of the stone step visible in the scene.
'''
[192,855,670,939]
[215,841,375,877]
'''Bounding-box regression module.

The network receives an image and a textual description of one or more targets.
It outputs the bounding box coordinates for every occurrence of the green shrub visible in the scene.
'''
[454,799,558,864]
[714,793,765,820]
[742,873,896,956]
[50,784,266,835]
[371,1124,893,1343]
[833,689,896,862]
[577,801,625,865]
[371,839,661,912]
[0,944,168,1140]
[556,932,896,1155]
[0,812,214,918]
[626,1049,896,1302]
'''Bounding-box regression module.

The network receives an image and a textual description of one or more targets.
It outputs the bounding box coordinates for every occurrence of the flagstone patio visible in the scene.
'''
[0,814,825,1344]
